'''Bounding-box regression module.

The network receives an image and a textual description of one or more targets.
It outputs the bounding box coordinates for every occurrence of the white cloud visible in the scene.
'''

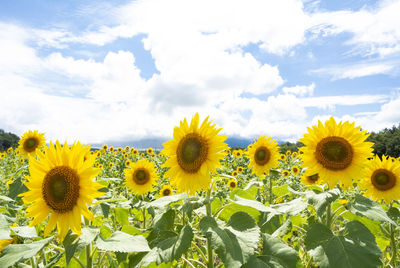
[282,83,315,96]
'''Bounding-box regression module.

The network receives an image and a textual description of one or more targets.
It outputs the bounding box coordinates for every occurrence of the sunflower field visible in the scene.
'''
[1,115,400,268]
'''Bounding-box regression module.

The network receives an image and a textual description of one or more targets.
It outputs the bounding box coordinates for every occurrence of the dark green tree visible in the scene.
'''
[367,124,400,158]
[0,129,20,151]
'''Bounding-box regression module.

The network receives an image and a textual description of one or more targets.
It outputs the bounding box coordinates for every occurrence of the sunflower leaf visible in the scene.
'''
[199,212,260,268]
[348,194,397,226]
[0,236,53,267]
[63,227,100,265]
[305,221,382,268]
[11,226,37,238]
[0,214,11,240]
[95,231,150,253]
[304,189,340,216]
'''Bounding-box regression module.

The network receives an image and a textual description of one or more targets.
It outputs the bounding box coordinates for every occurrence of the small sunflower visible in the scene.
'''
[248,136,280,176]
[124,159,158,195]
[231,170,238,176]
[132,149,139,155]
[300,117,373,189]
[292,152,298,157]
[233,150,243,157]
[160,185,173,196]
[279,154,286,161]
[108,162,114,168]
[147,148,154,155]
[161,113,228,195]
[285,150,291,156]
[359,156,400,204]
[291,166,300,175]
[102,144,108,150]
[17,130,46,157]
[237,166,243,173]
[140,153,145,157]
[96,151,101,157]
[109,146,114,152]
[248,144,254,150]
[117,147,123,153]
[228,179,237,190]
[125,146,130,152]
[125,160,131,166]
[0,152,5,159]
[20,141,104,241]
[300,171,322,186]
[282,170,290,177]
[123,153,129,158]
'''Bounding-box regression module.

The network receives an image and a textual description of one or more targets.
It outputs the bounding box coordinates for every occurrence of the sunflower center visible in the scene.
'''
[308,174,319,182]
[230,182,236,188]
[42,166,80,213]
[254,146,271,166]
[133,169,150,185]
[371,169,396,191]
[163,189,171,196]
[315,136,353,171]
[23,138,39,152]
[176,133,208,173]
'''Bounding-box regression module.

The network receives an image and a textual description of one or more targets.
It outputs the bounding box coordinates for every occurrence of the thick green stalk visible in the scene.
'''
[205,191,214,268]
[326,202,332,230]
[390,223,397,266]
[142,208,146,229]
[268,176,273,205]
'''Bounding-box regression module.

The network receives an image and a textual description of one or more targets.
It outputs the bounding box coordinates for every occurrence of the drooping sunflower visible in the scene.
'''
[161,113,228,195]
[300,117,373,189]
[17,130,46,157]
[160,185,173,196]
[228,179,237,190]
[20,141,104,241]
[248,136,280,176]
[300,171,322,186]
[359,156,400,204]
[124,159,158,195]
[291,166,300,175]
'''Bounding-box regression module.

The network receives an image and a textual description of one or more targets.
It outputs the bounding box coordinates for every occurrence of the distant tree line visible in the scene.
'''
[367,124,400,158]
[279,141,304,154]
[0,129,20,151]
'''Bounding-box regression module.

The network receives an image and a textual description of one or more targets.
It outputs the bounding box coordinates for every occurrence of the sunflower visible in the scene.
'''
[300,171,322,186]
[160,185,173,196]
[228,179,237,190]
[108,162,114,168]
[124,159,158,195]
[161,113,228,195]
[292,152,298,157]
[232,170,238,176]
[123,153,129,158]
[248,144,254,150]
[285,150,291,156]
[7,147,13,154]
[300,117,373,189]
[147,148,154,155]
[291,166,300,175]
[96,151,101,157]
[0,152,5,159]
[20,141,104,241]
[125,146,130,152]
[140,153,145,157]
[117,147,123,153]
[17,130,46,157]
[282,170,290,177]
[125,160,131,166]
[359,156,400,204]
[102,144,108,150]
[109,146,114,152]
[233,150,243,157]
[132,149,139,155]
[279,154,286,161]
[237,166,243,173]
[248,136,280,176]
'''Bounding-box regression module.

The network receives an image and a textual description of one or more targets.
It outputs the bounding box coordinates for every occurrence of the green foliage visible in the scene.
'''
[0,129,19,151]
[278,141,304,154]
[367,124,400,157]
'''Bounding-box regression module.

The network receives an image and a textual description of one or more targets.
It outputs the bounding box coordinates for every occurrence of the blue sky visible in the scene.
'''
[1,0,400,144]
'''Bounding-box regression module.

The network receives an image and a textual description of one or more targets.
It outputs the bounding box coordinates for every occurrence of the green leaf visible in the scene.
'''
[63,227,100,265]
[0,236,53,267]
[304,189,340,216]
[95,231,150,253]
[199,212,260,268]
[115,207,130,226]
[0,195,14,202]
[305,221,381,268]
[100,203,111,218]
[7,177,28,200]
[218,203,260,223]
[272,185,290,198]
[11,226,37,238]
[138,225,193,266]
[271,218,292,238]
[0,214,11,240]
[349,194,396,225]
[243,234,298,268]
[153,209,175,231]
[145,194,186,209]
[121,225,143,236]
[100,224,113,239]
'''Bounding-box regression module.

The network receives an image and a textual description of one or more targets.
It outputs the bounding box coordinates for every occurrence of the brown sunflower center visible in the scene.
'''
[254,146,271,166]
[315,136,353,171]
[176,133,208,173]
[307,173,319,182]
[133,169,150,185]
[42,166,80,213]
[293,167,299,173]
[163,189,171,196]
[371,169,396,191]
[23,137,39,152]
[230,182,236,188]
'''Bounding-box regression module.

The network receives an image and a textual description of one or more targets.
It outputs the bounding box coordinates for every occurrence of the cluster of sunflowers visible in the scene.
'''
[1,113,400,267]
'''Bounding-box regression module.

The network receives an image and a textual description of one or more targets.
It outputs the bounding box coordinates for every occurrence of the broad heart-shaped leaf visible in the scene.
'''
[0,236,53,267]
[11,226,37,238]
[138,225,193,266]
[243,234,298,268]
[95,231,150,253]
[199,212,260,268]
[234,196,308,222]
[64,227,100,265]
[304,189,340,216]
[305,221,381,268]
[7,177,28,199]
[145,193,186,209]
[0,214,11,240]
[348,194,396,226]
[115,207,129,226]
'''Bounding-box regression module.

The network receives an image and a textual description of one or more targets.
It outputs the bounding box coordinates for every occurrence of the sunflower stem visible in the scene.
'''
[326,202,332,230]
[142,207,146,229]
[84,218,93,268]
[205,189,214,268]
[268,175,273,205]
[390,223,397,266]
[30,256,37,268]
